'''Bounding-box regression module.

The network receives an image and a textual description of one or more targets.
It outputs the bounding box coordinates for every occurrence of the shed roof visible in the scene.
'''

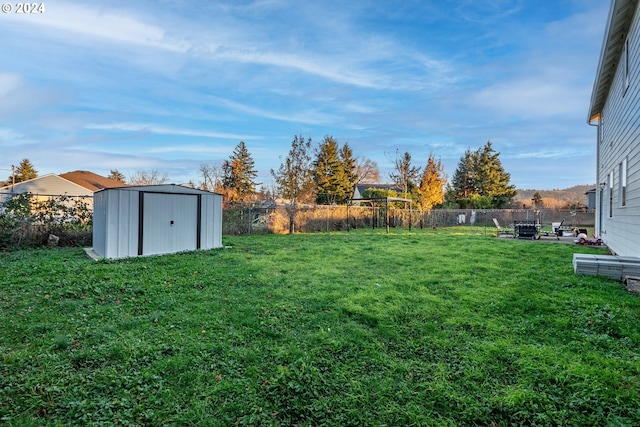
[95,183,221,196]
[588,0,639,122]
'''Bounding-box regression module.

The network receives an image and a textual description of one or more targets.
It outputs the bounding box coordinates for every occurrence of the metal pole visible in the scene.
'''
[372,204,375,229]
[346,202,350,232]
[386,197,390,234]
[326,205,329,233]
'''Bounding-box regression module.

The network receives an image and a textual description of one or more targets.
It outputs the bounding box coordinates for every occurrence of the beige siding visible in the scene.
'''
[0,174,92,197]
[0,174,95,209]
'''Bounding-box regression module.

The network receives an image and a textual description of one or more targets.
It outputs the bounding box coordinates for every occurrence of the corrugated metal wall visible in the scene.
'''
[92,185,222,259]
[141,192,198,256]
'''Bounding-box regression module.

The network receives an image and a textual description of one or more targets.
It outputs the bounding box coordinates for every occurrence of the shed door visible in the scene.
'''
[141,193,199,256]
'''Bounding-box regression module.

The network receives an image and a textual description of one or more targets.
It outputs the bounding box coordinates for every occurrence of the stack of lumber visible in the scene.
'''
[573,254,640,280]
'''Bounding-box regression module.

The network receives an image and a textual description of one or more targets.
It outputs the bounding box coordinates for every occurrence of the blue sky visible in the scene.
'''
[1,0,608,190]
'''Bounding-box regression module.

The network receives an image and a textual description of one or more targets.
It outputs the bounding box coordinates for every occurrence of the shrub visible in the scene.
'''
[0,193,92,249]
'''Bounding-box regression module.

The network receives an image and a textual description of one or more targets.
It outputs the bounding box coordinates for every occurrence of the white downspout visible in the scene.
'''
[588,116,602,237]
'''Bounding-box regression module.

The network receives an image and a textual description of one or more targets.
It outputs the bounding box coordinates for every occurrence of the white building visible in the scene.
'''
[588,0,640,256]
[0,170,125,207]
[92,185,223,259]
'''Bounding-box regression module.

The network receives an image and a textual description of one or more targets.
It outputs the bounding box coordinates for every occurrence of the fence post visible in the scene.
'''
[346,203,350,232]
[386,198,390,234]
[326,205,329,233]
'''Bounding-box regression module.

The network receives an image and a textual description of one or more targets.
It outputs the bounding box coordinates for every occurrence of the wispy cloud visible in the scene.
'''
[0,73,62,118]
[1,1,609,189]
[4,2,188,52]
[210,97,335,125]
[5,2,454,93]
[469,77,587,119]
[0,127,33,145]
[453,0,524,24]
[512,148,582,160]
[0,73,23,97]
[85,123,256,141]
[145,145,235,155]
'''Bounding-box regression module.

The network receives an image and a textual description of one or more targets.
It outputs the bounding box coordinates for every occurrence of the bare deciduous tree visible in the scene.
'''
[199,163,223,192]
[355,157,380,185]
[128,170,169,186]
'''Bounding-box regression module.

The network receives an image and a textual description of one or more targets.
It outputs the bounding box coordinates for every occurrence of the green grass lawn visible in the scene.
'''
[1,228,639,426]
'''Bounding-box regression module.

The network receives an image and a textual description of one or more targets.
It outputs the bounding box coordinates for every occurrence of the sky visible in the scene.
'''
[1,0,610,190]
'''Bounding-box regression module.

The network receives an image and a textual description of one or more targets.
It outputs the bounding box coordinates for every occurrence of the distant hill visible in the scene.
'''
[514,185,595,209]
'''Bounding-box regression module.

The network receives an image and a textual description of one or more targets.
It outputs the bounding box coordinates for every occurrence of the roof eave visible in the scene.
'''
[588,0,639,122]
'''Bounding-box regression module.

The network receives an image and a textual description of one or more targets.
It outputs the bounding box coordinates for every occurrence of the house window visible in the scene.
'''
[609,172,614,217]
[620,158,627,207]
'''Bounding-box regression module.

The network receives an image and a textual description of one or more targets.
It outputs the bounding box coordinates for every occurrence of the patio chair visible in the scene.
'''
[493,218,514,236]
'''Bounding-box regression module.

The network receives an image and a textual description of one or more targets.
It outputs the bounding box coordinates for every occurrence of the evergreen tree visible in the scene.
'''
[450,141,516,208]
[313,137,345,204]
[389,151,421,196]
[108,169,126,183]
[416,153,447,215]
[474,141,516,207]
[340,143,358,198]
[271,135,315,233]
[532,191,544,208]
[222,141,259,202]
[451,149,476,199]
[313,137,356,204]
[13,159,38,183]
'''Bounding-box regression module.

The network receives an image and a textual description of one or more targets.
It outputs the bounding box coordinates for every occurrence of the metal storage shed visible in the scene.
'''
[91,184,223,259]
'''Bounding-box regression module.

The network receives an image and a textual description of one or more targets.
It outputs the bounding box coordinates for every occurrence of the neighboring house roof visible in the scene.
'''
[0,171,126,196]
[588,0,639,122]
[59,170,127,191]
[353,183,403,199]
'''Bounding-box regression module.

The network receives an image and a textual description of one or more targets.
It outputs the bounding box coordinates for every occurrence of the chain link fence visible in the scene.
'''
[0,195,596,248]
[223,203,595,235]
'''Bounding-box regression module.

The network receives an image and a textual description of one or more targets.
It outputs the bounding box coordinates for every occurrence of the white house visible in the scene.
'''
[588,0,640,256]
[91,184,223,259]
[0,170,126,207]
